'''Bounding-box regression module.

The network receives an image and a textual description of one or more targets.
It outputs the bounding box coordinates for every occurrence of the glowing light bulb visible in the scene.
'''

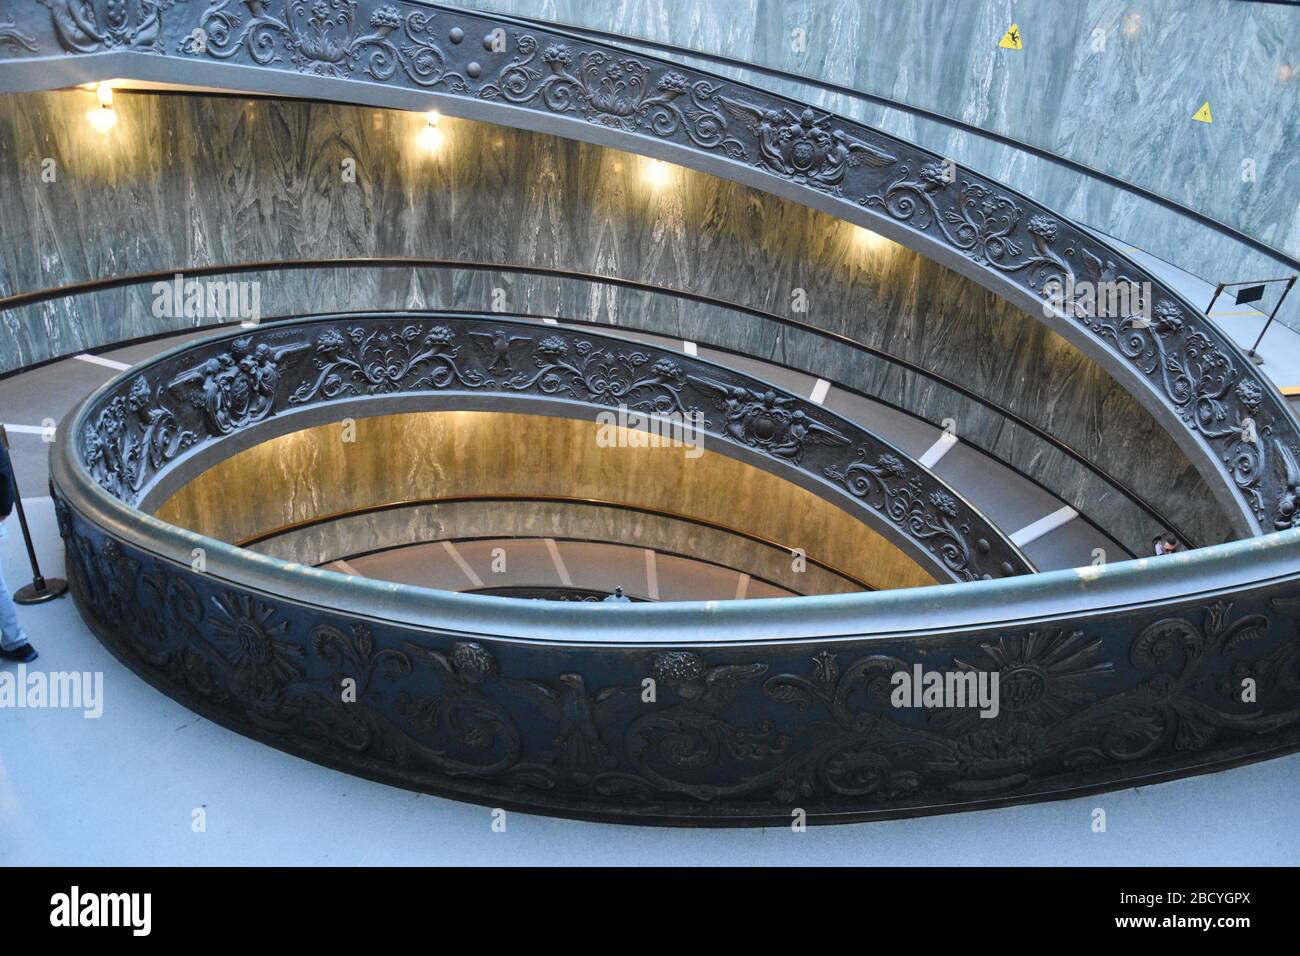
[643,158,671,187]
[87,82,116,131]
[420,125,444,153]
[86,108,116,131]
[419,110,443,153]
[855,226,890,252]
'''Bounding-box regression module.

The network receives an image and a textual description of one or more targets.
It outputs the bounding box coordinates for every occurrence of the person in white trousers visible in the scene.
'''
[0,438,37,663]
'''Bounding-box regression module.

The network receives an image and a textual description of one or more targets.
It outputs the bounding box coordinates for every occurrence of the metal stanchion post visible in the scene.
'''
[1206,276,1298,367]
[1245,276,1297,366]
[0,424,68,604]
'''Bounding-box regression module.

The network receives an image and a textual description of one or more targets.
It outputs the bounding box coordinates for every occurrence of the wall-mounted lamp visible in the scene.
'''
[87,82,117,132]
[419,110,443,153]
[643,158,672,188]
[854,225,892,254]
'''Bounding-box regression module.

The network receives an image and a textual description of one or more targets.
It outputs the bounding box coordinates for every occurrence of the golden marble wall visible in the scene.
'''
[247,497,862,596]
[155,410,937,591]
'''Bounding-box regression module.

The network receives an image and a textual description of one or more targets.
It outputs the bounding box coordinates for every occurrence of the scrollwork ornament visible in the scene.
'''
[480,35,744,156]
[10,0,1297,528]
[48,509,1300,822]
[504,336,693,415]
[40,0,177,52]
[0,12,37,50]
[595,652,788,801]
[71,315,1023,579]
[290,323,484,402]
[825,449,983,580]
[181,0,470,88]
[83,375,197,501]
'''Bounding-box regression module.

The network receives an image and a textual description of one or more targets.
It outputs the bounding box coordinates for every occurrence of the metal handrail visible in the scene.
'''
[452,2,1300,274]
[3,0,1296,536]
[18,0,1300,825]
[71,311,1033,582]
[239,493,874,589]
[0,257,1181,548]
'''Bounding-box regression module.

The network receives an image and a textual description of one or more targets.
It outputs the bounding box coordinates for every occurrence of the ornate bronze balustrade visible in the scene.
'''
[0,256,1193,555]
[15,1,1300,826]
[43,308,1300,825]
[49,450,1300,825]
[73,313,1027,582]
[3,0,1299,536]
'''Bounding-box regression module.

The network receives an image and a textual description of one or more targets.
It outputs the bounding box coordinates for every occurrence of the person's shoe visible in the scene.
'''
[0,643,37,663]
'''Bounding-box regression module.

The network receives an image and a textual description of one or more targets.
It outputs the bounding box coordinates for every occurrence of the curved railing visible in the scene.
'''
[48,313,1300,823]
[68,312,1029,582]
[486,4,1300,293]
[0,257,1192,554]
[243,495,872,593]
[3,0,1299,536]
[11,0,1300,825]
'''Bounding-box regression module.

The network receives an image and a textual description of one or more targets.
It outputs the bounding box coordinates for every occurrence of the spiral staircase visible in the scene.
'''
[1,1,1299,834]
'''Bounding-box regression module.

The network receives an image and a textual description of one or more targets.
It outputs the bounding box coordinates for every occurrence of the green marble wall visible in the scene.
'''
[0,90,1233,545]
[467,0,1299,291]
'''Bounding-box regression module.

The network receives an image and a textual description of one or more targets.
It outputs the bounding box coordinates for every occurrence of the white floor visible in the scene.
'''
[2,499,1299,866]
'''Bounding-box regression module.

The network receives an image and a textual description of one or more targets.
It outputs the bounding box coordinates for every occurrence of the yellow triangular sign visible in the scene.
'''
[1192,101,1213,123]
[999,24,1023,50]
